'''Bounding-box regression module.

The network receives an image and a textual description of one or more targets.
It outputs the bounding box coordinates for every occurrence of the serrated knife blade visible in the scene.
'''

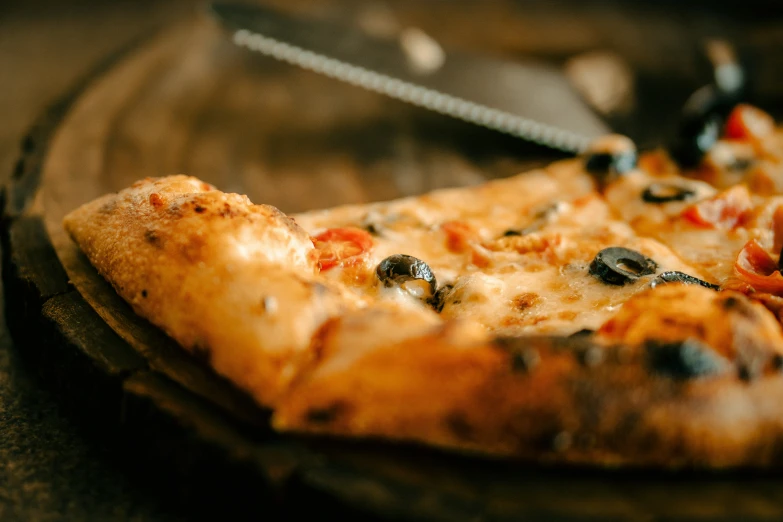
[210,2,613,153]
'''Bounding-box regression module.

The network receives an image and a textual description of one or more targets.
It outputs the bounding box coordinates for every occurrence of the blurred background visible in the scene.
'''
[3,0,783,208]
[0,0,782,520]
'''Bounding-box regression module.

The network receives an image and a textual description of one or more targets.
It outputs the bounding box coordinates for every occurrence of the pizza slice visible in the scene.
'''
[62,102,783,467]
[63,176,357,406]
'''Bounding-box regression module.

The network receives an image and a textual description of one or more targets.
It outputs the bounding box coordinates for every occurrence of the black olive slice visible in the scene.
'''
[641,183,696,204]
[589,247,657,286]
[376,254,437,298]
[646,339,730,380]
[585,152,637,177]
[650,271,719,291]
[430,284,453,312]
[583,134,637,178]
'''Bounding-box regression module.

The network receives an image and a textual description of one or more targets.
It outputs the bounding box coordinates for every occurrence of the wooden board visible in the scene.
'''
[6,2,783,520]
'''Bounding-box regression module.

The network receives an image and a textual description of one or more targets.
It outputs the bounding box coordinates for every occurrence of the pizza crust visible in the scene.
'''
[64,175,351,406]
[274,287,783,468]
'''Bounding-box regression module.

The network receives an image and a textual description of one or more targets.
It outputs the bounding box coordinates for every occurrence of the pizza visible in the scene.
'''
[63,102,783,468]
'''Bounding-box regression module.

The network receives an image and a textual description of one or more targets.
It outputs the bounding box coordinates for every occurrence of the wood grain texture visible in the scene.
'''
[5,1,783,521]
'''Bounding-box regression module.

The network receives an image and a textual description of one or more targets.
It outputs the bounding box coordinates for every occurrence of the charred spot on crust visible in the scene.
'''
[552,431,573,452]
[494,337,542,373]
[646,339,730,380]
[510,348,540,372]
[219,202,241,218]
[720,294,757,318]
[144,229,160,246]
[194,205,207,214]
[305,402,347,424]
[577,345,604,367]
[141,289,148,298]
[445,412,475,441]
[498,335,602,366]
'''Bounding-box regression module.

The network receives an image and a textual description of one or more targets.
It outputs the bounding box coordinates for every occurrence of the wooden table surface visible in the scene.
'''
[1,1,782,521]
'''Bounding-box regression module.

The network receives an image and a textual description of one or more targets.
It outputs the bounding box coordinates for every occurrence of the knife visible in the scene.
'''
[209,3,741,156]
[208,2,618,154]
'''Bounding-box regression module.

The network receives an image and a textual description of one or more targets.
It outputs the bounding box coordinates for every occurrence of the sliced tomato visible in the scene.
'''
[724,104,775,142]
[734,239,783,294]
[681,184,753,229]
[441,220,476,253]
[312,227,373,271]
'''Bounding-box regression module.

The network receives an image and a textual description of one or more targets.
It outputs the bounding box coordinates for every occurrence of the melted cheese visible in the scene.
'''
[603,170,782,284]
[603,170,716,234]
[293,161,705,337]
